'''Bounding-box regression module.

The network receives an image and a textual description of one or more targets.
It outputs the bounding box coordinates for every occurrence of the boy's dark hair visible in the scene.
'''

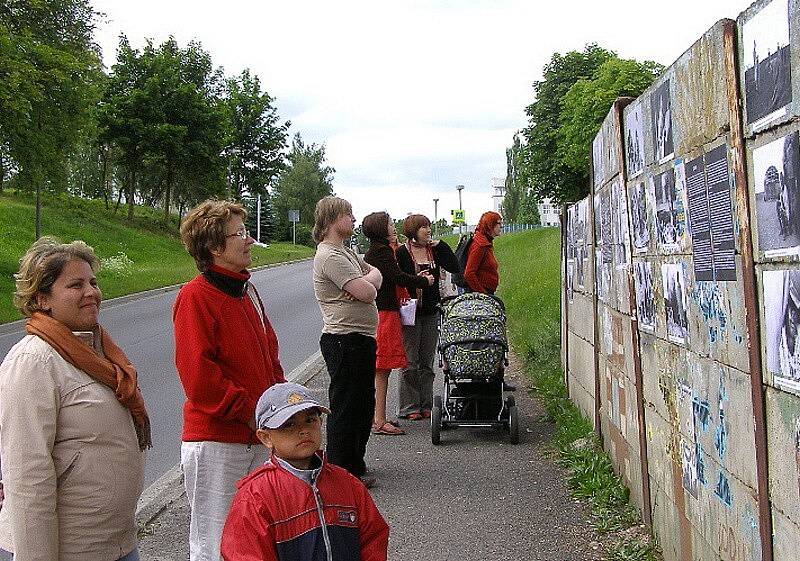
[362,212,390,240]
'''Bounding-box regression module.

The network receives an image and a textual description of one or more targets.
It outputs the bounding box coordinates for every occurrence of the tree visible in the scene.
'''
[243,194,277,243]
[272,134,335,243]
[519,44,662,204]
[558,57,662,177]
[520,44,614,205]
[0,0,103,238]
[222,69,290,201]
[99,36,227,222]
[501,133,524,222]
[518,190,541,225]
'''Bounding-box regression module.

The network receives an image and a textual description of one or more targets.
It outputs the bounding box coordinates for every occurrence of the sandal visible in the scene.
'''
[406,412,424,421]
[421,410,431,419]
[372,421,406,435]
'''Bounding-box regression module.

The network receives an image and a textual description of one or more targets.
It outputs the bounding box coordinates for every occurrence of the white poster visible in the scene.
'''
[662,261,689,344]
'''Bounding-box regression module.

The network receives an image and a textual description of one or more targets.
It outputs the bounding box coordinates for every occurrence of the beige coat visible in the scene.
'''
[0,335,145,561]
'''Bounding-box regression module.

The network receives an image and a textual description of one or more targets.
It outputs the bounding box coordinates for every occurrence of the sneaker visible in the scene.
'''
[359,475,377,489]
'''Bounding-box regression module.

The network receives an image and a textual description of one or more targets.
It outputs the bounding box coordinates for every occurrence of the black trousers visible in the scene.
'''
[319,332,377,477]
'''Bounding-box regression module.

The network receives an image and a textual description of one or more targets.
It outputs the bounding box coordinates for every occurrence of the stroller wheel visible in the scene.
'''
[508,405,520,444]
[431,405,442,445]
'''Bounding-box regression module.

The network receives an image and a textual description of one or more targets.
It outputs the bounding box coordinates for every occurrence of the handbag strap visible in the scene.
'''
[246,282,266,330]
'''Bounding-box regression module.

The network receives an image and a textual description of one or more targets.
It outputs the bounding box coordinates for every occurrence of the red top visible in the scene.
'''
[173,269,285,444]
[464,230,499,294]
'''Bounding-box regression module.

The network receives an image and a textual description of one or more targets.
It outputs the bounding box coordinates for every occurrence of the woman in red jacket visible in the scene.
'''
[464,211,502,294]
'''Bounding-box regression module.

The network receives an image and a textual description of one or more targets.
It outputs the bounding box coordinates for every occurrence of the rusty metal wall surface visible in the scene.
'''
[739,0,800,559]
[559,2,800,557]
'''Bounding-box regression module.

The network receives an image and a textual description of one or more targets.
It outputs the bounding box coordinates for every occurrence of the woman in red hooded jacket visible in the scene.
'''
[464,211,502,294]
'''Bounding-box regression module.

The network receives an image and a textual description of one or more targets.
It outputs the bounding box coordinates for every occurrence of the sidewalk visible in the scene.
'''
[137,353,603,561]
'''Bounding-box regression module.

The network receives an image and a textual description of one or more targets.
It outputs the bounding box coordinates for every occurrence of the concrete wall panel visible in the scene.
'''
[567,291,595,344]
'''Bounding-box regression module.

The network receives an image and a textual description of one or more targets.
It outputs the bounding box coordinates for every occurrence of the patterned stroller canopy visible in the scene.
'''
[439,293,507,380]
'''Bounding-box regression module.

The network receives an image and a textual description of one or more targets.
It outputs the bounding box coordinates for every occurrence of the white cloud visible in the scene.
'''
[92,0,755,225]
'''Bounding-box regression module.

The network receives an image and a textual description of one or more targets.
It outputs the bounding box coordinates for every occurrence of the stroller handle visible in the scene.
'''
[438,292,506,310]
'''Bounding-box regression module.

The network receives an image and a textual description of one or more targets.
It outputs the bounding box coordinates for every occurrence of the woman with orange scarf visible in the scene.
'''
[464,211,503,295]
[0,237,149,561]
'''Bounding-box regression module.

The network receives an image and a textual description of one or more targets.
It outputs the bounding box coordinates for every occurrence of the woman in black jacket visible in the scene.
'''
[363,212,433,435]
[395,214,459,420]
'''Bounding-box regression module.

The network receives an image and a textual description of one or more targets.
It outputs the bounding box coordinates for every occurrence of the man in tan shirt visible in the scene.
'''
[312,196,382,487]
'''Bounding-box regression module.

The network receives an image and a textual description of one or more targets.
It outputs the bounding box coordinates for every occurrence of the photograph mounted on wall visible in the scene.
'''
[763,268,800,395]
[593,134,605,188]
[754,130,800,257]
[576,199,588,289]
[651,79,674,163]
[634,261,656,331]
[630,180,651,253]
[652,167,687,252]
[625,103,645,179]
[611,178,629,269]
[662,261,689,344]
[742,0,792,128]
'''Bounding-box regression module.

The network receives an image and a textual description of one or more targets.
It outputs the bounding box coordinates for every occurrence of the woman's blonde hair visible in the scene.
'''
[14,236,100,317]
[180,200,247,271]
[313,196,352,243]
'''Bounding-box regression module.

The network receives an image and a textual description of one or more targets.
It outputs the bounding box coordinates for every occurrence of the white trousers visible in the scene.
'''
[181,441,269,561]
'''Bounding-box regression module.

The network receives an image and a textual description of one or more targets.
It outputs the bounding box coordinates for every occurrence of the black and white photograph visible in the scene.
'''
[625,103,645,178]
[630,180,650,253]
[612,178,629,268]
[754,131,800,256]
[634,261,656,331]
[576,199,588,289]
[593,134,605,187]
[652,167,686,251]
[600,189,613,265]
[651,79,674,163]
[662,261,689,344]
[566,259,574,303]
[743,0,792,127]
[764,269,800,395]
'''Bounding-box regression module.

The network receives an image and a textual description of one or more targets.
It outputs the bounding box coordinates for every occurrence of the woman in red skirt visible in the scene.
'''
[363,212,433,435]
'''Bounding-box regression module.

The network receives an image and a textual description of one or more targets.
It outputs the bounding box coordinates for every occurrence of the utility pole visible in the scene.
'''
[456,184,464,234]
[433,198,439,238]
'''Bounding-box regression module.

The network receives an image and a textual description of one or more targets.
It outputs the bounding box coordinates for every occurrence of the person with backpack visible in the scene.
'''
[464,211,502,295]
[395,214,459,420]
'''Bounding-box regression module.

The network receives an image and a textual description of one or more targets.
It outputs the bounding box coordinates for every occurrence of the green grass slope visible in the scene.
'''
[0,193,314,324]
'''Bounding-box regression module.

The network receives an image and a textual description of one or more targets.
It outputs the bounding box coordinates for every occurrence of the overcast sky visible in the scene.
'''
[91,0,755,226]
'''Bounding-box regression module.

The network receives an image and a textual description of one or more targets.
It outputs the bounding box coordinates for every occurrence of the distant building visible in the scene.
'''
[538,198,560,227]
[491,177,505,214]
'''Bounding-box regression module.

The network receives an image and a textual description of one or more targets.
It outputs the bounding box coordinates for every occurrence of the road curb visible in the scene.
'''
[135,350,326,529]
[0,257,313,337]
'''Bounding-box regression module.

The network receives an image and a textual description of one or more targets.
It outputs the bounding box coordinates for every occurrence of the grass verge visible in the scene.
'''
[494,228,660,561]
[0,192,315,324]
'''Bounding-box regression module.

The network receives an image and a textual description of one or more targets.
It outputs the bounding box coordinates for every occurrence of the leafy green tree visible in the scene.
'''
[99,36,227,221]
[518,190,541,225]
[0,0,103,237]
[520,44,662,204]
[272,134,335,243]
[520,44,614,205]
[558,57,662,177]
[223,69,290,201]
[501,133,524,221]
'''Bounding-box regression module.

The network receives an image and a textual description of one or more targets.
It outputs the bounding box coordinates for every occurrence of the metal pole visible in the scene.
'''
[433,198,439,238]
[256,195,262,243]
[456,185,464,234]
[292,220,296,245]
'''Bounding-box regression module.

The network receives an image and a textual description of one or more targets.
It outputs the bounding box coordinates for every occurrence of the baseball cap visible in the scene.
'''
[255,382,331,429]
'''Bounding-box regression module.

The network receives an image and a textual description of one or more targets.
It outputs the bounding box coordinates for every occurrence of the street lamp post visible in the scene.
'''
[456,184,464,234]
[433,198,439,238]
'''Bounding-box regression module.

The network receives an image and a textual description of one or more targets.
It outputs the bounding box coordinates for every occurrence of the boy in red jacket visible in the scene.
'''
[221,382,389,561]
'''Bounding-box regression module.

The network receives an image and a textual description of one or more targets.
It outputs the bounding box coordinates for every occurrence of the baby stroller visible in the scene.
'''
[431,292,519,445]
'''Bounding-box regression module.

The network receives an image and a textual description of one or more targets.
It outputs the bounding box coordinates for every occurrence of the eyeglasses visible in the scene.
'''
[226,228,250,240]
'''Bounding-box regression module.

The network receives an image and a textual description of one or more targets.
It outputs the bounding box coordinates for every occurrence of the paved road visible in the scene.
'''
[0,259,321,486]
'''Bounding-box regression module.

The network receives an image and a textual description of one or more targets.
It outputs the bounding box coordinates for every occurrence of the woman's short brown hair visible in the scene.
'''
[403,214,431,240]
[361,212,390,240]
[13,236,100,317]
[180,200,247,271]
[313,196,352,243]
